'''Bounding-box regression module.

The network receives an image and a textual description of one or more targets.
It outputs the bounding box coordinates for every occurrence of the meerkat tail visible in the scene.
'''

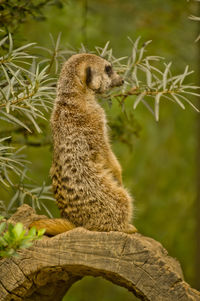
[29,218,76,236]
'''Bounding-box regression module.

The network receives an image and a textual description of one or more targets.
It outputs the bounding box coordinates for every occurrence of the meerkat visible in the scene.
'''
[30,53,137,235]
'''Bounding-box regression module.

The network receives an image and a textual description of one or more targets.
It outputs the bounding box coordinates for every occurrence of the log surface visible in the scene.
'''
[0,205,199,301]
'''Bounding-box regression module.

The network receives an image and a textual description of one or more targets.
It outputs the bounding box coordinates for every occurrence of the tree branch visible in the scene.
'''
[0,204,199,301]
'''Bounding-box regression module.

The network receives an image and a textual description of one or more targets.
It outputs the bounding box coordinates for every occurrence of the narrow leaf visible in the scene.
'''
[155,92,163,121]
[133,92,146,109]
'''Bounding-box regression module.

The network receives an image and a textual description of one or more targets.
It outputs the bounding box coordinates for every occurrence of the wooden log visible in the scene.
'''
[0,204,199,301]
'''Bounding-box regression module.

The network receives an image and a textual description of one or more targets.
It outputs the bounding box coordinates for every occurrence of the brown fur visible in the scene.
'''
[30,54,136,235]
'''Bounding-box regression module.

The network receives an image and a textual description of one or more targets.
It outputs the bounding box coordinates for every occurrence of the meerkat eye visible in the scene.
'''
[105,65,112,77]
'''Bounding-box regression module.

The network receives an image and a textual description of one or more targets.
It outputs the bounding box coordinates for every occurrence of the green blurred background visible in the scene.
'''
[1,0,200,299]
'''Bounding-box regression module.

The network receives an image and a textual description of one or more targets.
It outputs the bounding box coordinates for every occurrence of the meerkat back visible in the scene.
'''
[31,53,137,235]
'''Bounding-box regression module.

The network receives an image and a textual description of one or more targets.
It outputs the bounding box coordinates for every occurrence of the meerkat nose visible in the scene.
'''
[111,76,124,87]
[117,76,124,86]
[117,77,124,86]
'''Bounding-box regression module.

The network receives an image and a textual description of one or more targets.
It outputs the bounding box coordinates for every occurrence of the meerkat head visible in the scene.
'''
[79,54,124,93]
[58,53,124,96]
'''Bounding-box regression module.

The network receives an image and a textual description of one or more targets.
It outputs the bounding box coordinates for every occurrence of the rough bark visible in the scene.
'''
[0,205,199,301]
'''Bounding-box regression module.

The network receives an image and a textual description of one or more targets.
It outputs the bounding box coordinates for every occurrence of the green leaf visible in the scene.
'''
[0,111,31,132]
[19,241,33,249]
[171,94,185,110]
[0,222,6,235]
[163,62,172,90]
[133,92,146,110]
[25,112,42,133]
[155,92,163,121]
[38,228,46,237]
[0,236,8,247]
[28,226,36,237]
[8,33,13,53]
[0,36,8,47]
[7,191,19,211]
[13,223,24,239]
[8,223,14,232]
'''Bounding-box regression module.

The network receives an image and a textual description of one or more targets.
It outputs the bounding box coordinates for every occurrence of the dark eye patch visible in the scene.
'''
[105,65,112,76]
[86,66,92,85]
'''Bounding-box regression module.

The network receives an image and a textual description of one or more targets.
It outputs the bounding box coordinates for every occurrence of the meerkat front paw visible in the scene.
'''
[112,166,123,185]
[124,224,138,234]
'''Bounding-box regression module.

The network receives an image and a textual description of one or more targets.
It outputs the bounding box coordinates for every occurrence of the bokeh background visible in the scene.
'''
[1,0,200,300]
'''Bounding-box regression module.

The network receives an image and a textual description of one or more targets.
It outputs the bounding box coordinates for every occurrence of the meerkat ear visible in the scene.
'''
[86,66,92,86]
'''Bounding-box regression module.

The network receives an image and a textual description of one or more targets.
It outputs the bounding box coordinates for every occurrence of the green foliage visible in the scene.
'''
[0,34,55,133]
[65,276,135,301]
[97,39,199,121]
[0,31,199,219]
[0,34,56,216]
[0,216,45,258]
[108,111,141,150]
[0,0,67,34]
[0,136,26,187]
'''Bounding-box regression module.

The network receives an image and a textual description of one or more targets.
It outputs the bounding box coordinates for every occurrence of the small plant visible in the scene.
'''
[0,216,45,258]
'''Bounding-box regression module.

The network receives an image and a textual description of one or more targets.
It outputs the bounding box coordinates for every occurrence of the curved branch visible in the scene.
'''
[0,205,199,301]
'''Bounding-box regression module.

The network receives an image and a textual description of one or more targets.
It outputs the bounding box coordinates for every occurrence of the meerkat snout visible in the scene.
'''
[104,64,124,87]
[110,73,124,87]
